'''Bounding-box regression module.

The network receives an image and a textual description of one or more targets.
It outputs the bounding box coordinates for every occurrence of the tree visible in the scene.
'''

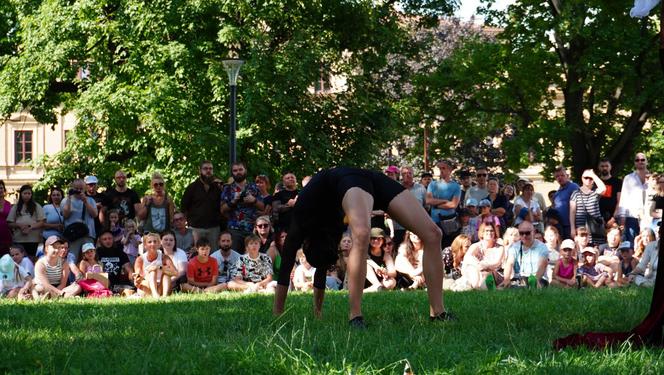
[415,0,664,180]
[0,0,456,199]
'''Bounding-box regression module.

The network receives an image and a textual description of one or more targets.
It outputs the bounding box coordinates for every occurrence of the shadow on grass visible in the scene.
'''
[0,287,658,374]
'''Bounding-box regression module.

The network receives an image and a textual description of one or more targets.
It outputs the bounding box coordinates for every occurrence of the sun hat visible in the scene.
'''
[560,239,576,250]
[81,243,96,253]
[370,228,386,238]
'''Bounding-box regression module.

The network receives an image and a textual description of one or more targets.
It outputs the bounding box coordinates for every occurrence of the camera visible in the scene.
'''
[68,189,81,196]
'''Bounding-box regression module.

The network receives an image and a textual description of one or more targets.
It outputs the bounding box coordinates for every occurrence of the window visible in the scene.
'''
[14,130,33,164]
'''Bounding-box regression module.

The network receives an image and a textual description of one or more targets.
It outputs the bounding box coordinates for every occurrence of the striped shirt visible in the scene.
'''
[44,258,63,286]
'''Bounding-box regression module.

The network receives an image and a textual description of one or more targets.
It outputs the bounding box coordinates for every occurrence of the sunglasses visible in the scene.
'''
[256,224,269,228]
[153,182,165,187]
[519,231,532,236]
[562,248,573,252]
[370,237,383,241]
[635,158,646,162]
[476,173,487,177]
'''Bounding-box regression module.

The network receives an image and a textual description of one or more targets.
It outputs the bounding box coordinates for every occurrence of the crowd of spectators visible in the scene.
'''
[0,153,661,299]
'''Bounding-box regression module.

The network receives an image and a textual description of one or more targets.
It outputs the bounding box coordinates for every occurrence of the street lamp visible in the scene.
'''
[222,58,244,173]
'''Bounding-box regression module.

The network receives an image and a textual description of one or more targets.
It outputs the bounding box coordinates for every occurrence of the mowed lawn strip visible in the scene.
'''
[0,287,661,374]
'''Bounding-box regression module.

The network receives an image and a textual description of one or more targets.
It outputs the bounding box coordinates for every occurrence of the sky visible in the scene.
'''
[455,0,515,22]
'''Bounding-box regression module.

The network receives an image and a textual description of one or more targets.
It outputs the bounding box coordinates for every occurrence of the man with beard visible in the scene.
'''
[105,170,141,223]
[210,231,241,290]
[96,230,135,294]
[272,171,299,232]
[221,162,264,252]
[597,158,622,228]
[182,161,222,247]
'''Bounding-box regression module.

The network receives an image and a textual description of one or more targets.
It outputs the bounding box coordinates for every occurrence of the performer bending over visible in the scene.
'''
[272,167,454,327]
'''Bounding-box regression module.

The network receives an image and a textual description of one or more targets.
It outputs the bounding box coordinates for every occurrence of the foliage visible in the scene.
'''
[0,0,456,200]
[414,0,664,180]
[0,287,658,373]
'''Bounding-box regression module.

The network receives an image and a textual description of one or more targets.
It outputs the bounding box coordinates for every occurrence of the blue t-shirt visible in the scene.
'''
[554,182,580,226]
[428,180,461,223]
[507,240,548,277]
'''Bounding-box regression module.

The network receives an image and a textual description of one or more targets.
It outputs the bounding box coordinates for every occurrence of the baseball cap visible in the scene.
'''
[618,241,632,250]
[384,166,399,174]
[81,242,96,253]
[560,239,576,250]
[84,175,98,184]
[581,247,598,255]
[465,198,478,207]
[44,235,65,248]
[478,199,492,208]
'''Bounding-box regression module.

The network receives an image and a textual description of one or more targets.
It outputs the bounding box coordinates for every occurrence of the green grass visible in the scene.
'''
[0,287,662,374]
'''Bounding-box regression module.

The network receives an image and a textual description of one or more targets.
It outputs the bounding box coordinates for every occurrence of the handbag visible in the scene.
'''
[438,214,460,236]
[580,192,605,237]
[63,200,89,242]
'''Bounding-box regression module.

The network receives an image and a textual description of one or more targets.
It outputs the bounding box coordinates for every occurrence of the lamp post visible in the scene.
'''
[222,59,244,173]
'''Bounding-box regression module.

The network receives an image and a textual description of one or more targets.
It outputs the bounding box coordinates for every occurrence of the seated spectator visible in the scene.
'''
[501,227,520,249]
[335,233,352,289]
[267,230,288,288]
[578,247,615,288]
[475,199,500,240]
[181,239,221,293]
[9,244,34,277]
[0,254,33,299]
[394,231,425,289]
[97,230,135,295]
[573,227,591,262]
[134,233,178,298]
[550,239,577,288]
[210,231,242,290]
[254,215,274,254]
[485,177,509,230]
[365,228,396,292]
[459,223,504,290]
[617,247,638,286]
[121,219,141,265]
[57,238,84,284]
[172,211,194,254]
[442,234,471,279]
[7,184,45,258]
[228,234,274,292]
[293,250,316,292]
[76,242,112,297]
[543,226,561,281]
[160,230,188,290]
[42,187,65,242]
[598,226,624,273]
[31,236,81,299]
[107,209,124,247]
[78,242,104,274]
[458,208,474,240]
[633,228,656,260]
[543,208,564,238]
[628,239,659,287]
[326,265,343,290]
[501,221,548,288]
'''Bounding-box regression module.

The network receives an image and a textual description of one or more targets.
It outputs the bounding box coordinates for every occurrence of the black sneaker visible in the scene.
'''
[349,316,367,329]
[430,311,457,322]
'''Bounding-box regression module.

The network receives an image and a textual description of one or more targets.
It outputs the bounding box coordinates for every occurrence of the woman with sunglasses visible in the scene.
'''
[570,169,606,245]
[137,172,175,234]
[253,215,274,254]
[273,167,452,328]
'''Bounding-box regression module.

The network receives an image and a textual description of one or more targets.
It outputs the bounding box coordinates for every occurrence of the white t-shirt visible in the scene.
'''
[513,197,541,226]
[166,248,189,276]
[210,249,241,283]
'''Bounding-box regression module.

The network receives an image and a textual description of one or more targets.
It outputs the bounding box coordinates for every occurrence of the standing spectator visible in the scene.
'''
[221,162,264,252]
[181,161,222,247]
[552,166,580,240]
[597,158,622,226]
[272,171,299,232]
[96,230,135,294]
[617,152,650,246]
[426,159,461,248]
[391,166,427,250]
[649,175,664,230]
[457,170,472,208]
[500,221,548,288]
[570,169,607,244]
[513,181,543,232]
[0,180,11,255]
[210,231,241,290]
[61,179,98,256]
[484,177,509,231]
[516,178,547,210]
[105,170,141,223]
[42,187,65,241]
[172,211,194,254]
[137,172,175,234]
[84,175,107,238]
[384,166,399,180]
[7,185,45,257]
[420,172,433,190]
[466,167,489,202]
[255,174,273,217]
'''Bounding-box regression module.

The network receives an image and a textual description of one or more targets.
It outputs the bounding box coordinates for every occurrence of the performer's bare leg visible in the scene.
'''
[341,187,373,320]
[387,190,445,317]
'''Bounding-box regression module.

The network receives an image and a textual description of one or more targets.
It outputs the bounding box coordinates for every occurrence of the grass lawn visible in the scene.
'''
[0,287,662,374]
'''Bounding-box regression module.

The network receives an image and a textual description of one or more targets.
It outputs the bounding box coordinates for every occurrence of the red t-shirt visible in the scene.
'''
[187,256,219,284]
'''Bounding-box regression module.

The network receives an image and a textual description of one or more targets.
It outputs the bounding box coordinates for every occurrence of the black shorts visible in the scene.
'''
[332,168,405,211]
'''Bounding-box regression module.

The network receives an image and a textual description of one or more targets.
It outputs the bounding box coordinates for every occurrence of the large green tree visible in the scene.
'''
[413,0,664,180]
[0,0,455,199]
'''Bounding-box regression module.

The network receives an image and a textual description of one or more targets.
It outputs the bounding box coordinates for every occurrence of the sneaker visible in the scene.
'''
[485,274,496,290]
[429,311,457,322]
[349,316,367,329]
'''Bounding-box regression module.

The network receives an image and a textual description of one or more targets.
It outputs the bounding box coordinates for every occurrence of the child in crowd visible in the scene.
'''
[326,265,342,290]
[475,199,500,241]
[121,219,141,265]
[228,234,274,292]
[77,242,112,297]
[458,208,474,241]
[617,247,639,286]
[550,240,577,288]
[107,209,124,246]
[9,244,34,276]
[293,249,316,292]
[578,247,614,288]
[181,238,221,293]
[543,226,561,282]
[0,254,33,299]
